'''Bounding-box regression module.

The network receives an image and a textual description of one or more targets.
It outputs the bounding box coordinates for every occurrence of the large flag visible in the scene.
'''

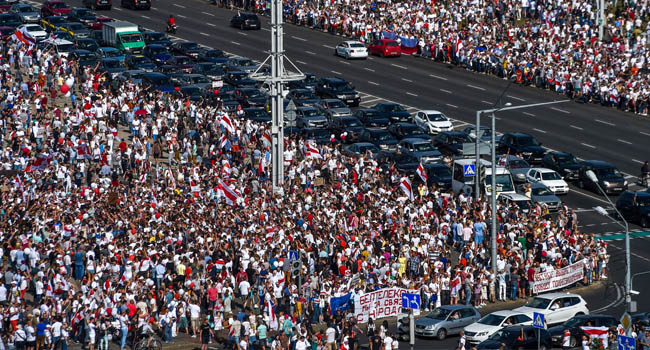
[12,26,36,47]
[416,162,428,183]
[306,142,322,159]
[267,298,278,330]
[218,180,239,205]
[220,114,235,134]
[262,131,272,148]
[400,177,414,201]
[330,292,352,315]
[580,326,608,348]
[76,144,91,160]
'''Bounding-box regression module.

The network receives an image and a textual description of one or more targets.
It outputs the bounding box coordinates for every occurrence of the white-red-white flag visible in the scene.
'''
[262,131,272,148]
[580,327,608,348]
[400,177,414,201]
[416,162,428,183]
[219,135,229,149]
[218,180,239,205]
[220,114,235,134]
[306,142,322,159]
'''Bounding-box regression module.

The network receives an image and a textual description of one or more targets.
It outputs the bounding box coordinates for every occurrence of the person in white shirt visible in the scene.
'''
[189,302,201,338]
[384,333,393,350]
[325,325,336,350]
[457,330,466,350]
[295,335,310,350]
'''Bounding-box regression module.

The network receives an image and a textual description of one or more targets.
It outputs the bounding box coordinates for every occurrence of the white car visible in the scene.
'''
[514,293,589,326]
[334,41,368,60]
[18,24,48,41]
[464,310,532,344]
[526,168,569,194]
[413,110,454,134]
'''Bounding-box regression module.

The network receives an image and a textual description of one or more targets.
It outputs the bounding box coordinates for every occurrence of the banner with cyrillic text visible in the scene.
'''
[532,261,584,294]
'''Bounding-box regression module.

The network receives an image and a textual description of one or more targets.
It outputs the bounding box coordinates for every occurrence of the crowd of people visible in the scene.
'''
[271,0,650,115]
[0,27,610,350]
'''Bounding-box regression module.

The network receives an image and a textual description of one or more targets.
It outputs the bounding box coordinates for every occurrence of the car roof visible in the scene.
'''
[351,142,375,147]
[438,304,473,310]
[417,109,444,114]
[534,292,583,299]
[580,160,614,168]
[367,128,390,134]
[621,191,650,199]
[401,137,429,144]
[502,193,530,201]
[529,182,550,189]
[491,310,527,317]
[377,101,400,106]
[547,151,572,156]
[439,131,468,136]
[147,44,166,48]
[321,77,346,83]
[98,46,119,51]
[507,132,533,137]
[342,40,363,45]
[356,108,379,112]
[529,168,556,173]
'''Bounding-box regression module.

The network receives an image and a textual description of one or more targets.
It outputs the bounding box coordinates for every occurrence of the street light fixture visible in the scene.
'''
[589,169,632,312]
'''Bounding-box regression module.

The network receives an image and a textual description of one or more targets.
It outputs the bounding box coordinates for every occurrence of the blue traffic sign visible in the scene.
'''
[532,312,546,329]
[617,335,635,350]
[401,293,421,309]
[288,250,299,262]
[463,164,476,177]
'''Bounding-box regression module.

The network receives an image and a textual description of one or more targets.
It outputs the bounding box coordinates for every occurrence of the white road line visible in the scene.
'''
[430,74,447,80]
[481,100,492,104]
[446,104,458,108]
[406,92,418,97]
[296,60,307,65]
[401,78,413,83]
[595,119,616,126]
[467,84,486,91]
[523,112,535,117]
[322,44,334,49]
[207,23,216,27]
[177,14,187,18]
[291,36,307,42]
[305,51,316,55]
[238,32,248,36]
[364,97,382,103]
[339,61,350,65]
[571,187,609,204]
[533,128,547,134]
[632,159,644,164]
[617,139,632,145]
[202,11,215,16]
[230,41,241,45]
[581,142,596,149]
[551,107,570,114]
[368,81,379,86]
[331,70,342,75]
[114,7,123,10]
[141,15,150,19]
[262,28,271,32]
[440,89,452,94]
[200,32,209,36]
[507,95,525,102]
[173,3,185,8]
[364,68,375,72]
[640,131,650,137]
[570,125,583,130]
[391,64,408,70]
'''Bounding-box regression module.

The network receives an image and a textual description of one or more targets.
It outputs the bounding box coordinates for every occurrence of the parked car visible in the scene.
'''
[526,168,569,195]
[433,131,473,156]
[497,132,546,164]
[120,0,151,10]
[316,77,360,107]
[498,155,531,183]
[82,0,111,10]
[398,138,442,163]
[17,24,47,40]
[10,3,40,23]
[230,12,260,30]
[288,72,318,91]
[500,193,533,213]
[410,305,481,340]
[286,89,319,107]
[74,38,99,52]
[518,182,562,212]
[67,7,96,27]
[368,38,401,57]
[422,163,453,189]
[464,310,533,345]
[315,99,352,120]
[341,142,380,158]
[513,293,589,326]
[143,31,171,47]
[477,325,552,350]
[353,108,390,128]
[300,127,330,145]
[373,102,411,123]
[358,128,398,151]
[616,191,650,228]
[294,106,327,129]
[414,110,454,134]
[542,151,581,181]
[40,0,70,17]
[548,314,619,348]
[328,116,365,143]
[334,40,367,59]
[576,160,627,194]
[388,123,430,141]
[171,41,202,60]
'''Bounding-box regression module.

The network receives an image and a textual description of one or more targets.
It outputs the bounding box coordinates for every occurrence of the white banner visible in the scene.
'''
[532,261,584,294]
[354,288,417,323]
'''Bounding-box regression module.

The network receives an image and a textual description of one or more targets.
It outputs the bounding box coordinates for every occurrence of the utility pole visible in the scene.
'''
[598,0,605,41]
[250,0,304,194]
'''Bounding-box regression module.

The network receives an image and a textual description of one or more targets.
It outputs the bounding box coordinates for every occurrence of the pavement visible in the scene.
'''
[22,0,650,348]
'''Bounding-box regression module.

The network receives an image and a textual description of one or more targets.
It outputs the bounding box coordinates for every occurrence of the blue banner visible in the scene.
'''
[381,31,397,40]
[330,292,352,315]
[399,36,418,48]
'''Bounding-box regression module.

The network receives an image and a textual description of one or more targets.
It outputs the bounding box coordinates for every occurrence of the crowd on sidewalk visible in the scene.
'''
[275,0,650,115]
[0,31,609,350]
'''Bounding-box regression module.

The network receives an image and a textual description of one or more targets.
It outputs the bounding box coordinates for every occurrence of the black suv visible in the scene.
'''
[432,131,473,156]
[542,151,581,180]
[576,160,627,194]
[230,12,261,30]
[497,132,546,164]
[548,314,619,348]
[616,191,650,227]
[316,77,360,107]
[477,325,552,350]
[328,116,365,143]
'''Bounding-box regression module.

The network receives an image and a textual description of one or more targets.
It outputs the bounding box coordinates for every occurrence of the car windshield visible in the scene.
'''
[77,52,97,60]
[204,50,224,58]
[182,42,199,50]
[191,76,209,84]
[51,2,68,9]
[327,101,346,108]
[25,25,42,32]
[524,297,551,309]
[386,104,405,112]
[488,329,517,342]
[57,43,74,52]
[556,154,578,165]
[304,75,318,83]
[131,56,151,63]
[18,6,36,12]
[149,46,168,54]
[75,9,91,16]
[294,91,315,99]
[181,87,202,96]
[362,111,381,119]
[103,60,123,68]
[426,113,447,121]
[244,90,263,98]
[121,33,142,43]
[146,32,167,41]
[343,119,361,127]
[385,41,399,47]
[450,134,472,144]
[149,76,171,86]
[175,57,193,65]
[350,43,365,48]
[532,187,553,196]
[330,82,353,92]
[301,109,320,118]
[101,49,121,58]
[237,59,255,67]
[374,133,392,141]
[595,167,622,178]
[485,174,514,192]
[309,129,328,137]
[402,126,423,136]
[358,144,378,153]
[514,136,540,146]
[563,317,586,328]
[413,143,435,152]
[541,172,562,181]
[425,308,451,320]
[478,314,506,326]
[509,160,530,169]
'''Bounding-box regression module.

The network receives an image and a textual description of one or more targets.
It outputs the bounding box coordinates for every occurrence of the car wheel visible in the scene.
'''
[345,52,350,60]
[436,329,446,340]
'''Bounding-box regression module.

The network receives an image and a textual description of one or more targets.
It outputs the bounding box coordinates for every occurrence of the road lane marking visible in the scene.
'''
[305,51,315,55]
[368,81,379,86]
[331,70,342,75]
[364,97,382,103]
[141,15,150,19]
[173,3,185,8]
[429,74,447,80]
[401,78,413,82]
[291,36,307,42]
[391,63,408,69]
[440,89,452,94]
[446,104,458,108]
[238,32,248,36]
[406,92,418,97]
[640,131,650,137]
[200,32,209,36]
[202,11,214,16]
[595,119,616,126]
[551,107,570,114]
[467,84,486,91]
[617,139,632,145]
[114,7,122,10]
[533,128,547,134]
[230,41,241,45]
[632,159,644,164]
[296,60,307,65]
[507,95,525,101]
[481,100,492,104]
[364,68,375,72]
[207,23,216,27]
[570,125,583,130]
[177,14,187,18]
[523,112,535,117]
[151,7,157,9]
[322,44,334,49]
[339,61,350,65]
[581,142,596,148]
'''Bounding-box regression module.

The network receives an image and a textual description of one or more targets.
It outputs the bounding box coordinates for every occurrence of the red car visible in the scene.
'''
[41,0,71,17]
[368,39,401,57]
[90,16,114,30]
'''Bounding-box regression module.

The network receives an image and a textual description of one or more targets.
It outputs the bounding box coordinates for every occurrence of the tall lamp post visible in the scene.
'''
[475,99,570,278]
[590,170,632,312]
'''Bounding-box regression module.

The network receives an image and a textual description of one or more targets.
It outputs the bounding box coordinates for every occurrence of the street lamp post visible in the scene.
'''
[590,170,632,312]
[475,100,570,279]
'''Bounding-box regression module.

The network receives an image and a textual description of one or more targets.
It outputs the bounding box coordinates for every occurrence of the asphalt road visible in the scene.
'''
[26,0,650,347]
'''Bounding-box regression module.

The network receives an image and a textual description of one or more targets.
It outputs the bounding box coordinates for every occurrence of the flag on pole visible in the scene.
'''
[267,298,278,330]
[400,177,414,201]
[306,142,322,159]
[416,162,428,183]
[220,114,235,134]
[262,131,272,148]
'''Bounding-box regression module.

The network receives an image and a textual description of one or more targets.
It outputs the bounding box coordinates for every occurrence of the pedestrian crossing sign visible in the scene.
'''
[463,164,476,177]
[532,312,546,329]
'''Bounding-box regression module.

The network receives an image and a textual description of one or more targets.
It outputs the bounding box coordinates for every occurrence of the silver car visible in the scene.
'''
[410,305,481,340]
[10,3,40,23]
[518,182,562,211]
